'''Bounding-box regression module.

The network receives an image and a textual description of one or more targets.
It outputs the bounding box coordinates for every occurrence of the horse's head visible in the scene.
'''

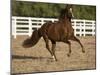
[65,4,74,19]
[59,5,74,21]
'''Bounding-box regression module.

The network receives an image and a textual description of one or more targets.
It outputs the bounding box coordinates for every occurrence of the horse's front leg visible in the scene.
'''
[66,41,71,57]
[64,40,72,57]
[51,40,57,61]
[72,36,85,53]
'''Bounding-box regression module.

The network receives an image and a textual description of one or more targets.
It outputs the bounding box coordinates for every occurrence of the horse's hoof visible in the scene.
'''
[82,50,85,53]
[53,58,57,61]
[52,56,57,61]
[82,48,85,53]
[55,59,58,61]
[67,53,71,57]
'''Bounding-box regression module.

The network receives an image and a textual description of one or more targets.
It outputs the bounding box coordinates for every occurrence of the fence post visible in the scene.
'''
[13,17,16,38]
[83,20,86,37]
[80,22,82,36]
[29,17,32,36]
[74,20,76,36]
[92,21,95,36]
[41,18,44,26]
[52,19,54,22]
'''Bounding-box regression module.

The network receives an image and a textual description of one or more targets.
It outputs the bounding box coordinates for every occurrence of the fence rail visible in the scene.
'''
[12,16,95,38]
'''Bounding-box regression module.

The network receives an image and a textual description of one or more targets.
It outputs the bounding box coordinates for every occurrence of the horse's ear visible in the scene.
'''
[65,4,73,9]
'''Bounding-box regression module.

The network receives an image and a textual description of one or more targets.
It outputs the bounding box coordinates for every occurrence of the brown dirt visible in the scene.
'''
[11,36,96,74]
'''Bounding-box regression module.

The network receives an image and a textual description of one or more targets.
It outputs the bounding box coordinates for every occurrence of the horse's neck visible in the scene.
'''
[59,18,71,24]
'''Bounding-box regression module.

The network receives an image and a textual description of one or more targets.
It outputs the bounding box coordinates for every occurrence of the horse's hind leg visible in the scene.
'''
[51,40,57,61]
[72,36,85,53]
[43,35,54,58]
[67,41,71,57]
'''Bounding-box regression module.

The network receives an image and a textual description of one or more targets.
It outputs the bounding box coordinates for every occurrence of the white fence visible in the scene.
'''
[12,16,95,38]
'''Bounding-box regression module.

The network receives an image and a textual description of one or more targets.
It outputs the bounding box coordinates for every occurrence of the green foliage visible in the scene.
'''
[12,0,96,20]
[73,5,96,20]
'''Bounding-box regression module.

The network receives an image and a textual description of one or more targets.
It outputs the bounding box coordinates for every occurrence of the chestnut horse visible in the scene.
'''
[23,5,85,61]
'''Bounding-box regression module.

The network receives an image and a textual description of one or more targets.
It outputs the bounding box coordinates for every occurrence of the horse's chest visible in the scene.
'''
[60,25,73,39]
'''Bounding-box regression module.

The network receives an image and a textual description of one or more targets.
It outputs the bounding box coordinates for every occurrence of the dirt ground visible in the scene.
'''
[11,36,96,74]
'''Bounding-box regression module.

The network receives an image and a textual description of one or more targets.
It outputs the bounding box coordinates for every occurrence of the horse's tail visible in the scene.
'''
[22,29,42,48]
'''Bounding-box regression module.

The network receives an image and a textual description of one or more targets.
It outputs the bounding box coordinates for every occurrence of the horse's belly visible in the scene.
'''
[47,27,61,41]
[47,32,60,41]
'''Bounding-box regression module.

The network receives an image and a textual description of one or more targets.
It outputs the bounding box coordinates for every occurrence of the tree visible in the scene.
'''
[12,0,96,20]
